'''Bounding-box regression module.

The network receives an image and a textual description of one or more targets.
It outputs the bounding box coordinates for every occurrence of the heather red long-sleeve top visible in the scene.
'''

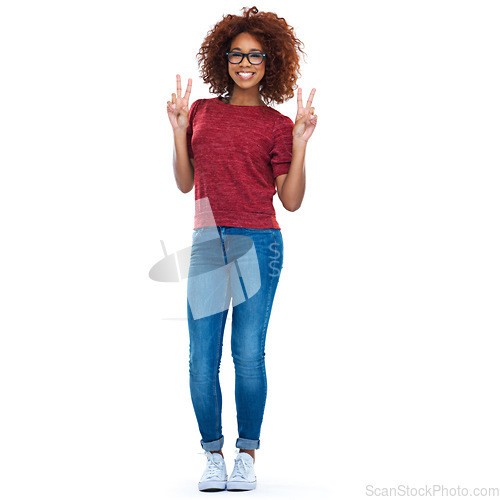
[186,96,294,229]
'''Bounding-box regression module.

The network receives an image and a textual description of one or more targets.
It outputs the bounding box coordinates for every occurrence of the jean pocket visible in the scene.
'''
[192,227,206,245]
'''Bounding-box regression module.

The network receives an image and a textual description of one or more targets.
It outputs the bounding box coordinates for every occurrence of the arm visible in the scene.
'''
[275,140,306,212]
[172,129,194,193]
[276,87,317,211]
[166,75,195,193]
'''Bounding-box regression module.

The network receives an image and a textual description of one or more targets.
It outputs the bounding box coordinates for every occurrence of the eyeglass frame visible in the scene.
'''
[225,51,267,65]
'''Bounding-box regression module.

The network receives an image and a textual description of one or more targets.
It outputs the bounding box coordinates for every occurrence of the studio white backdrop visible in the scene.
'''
[1,1,499,499]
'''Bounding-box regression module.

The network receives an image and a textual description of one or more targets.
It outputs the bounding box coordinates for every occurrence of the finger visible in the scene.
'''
[297,88,303,112]
[309,107,315,114]
[305,88,316,109]
[184,78,192,102]
[172,92,176,103]
[176,74,182,98]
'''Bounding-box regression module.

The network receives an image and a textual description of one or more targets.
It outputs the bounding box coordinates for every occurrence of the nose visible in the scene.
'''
[241,53,261,68]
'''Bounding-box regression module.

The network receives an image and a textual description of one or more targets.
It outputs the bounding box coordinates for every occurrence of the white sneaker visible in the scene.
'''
[198,451,227,491]
[227,451,257,491]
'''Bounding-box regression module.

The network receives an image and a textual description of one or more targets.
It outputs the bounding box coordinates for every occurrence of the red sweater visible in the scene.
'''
[186,97,294,229]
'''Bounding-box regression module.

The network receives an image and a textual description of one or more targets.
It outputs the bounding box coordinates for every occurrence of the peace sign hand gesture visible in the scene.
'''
[166,74,192,132]
[293,88,318,144]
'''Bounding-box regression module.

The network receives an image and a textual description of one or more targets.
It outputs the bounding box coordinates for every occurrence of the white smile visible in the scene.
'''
[236,72,255,79]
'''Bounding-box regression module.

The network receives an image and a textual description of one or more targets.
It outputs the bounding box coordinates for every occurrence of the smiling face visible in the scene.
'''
[227,32,266,94]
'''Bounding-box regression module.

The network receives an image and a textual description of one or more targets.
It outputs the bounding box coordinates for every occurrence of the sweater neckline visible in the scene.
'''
[215,96,270,109]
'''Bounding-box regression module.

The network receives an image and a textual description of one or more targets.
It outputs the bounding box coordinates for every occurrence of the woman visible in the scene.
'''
[166,6,317,492]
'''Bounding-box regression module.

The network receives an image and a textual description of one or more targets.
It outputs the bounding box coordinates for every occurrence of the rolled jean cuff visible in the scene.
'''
[200,436,224,452]
[236,437,260,450]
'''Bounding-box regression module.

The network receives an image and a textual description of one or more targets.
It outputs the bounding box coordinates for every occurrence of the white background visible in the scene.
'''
[1,1,499,499]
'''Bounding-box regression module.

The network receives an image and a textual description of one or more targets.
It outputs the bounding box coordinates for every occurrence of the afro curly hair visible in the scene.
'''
[196,6,307,106]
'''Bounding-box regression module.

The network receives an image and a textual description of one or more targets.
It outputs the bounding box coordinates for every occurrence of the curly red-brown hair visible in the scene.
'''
[196,6,306,105]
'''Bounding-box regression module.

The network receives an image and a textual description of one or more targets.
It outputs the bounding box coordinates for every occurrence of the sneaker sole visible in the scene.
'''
[227,480,257,491]
[198,480,227,491]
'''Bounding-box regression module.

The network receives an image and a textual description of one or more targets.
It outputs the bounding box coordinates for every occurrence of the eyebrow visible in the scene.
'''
[230,47,262,51]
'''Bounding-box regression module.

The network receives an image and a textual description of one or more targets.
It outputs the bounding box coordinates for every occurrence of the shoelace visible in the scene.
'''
[230,450,252,480]
[197,451,225,480]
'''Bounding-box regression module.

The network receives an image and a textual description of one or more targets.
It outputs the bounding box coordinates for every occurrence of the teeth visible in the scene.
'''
[237,72,254,76]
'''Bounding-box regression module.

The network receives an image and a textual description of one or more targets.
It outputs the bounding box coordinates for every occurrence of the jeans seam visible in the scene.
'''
[258,232,278,429]
[214,240,230,440]
[224,227,230,255]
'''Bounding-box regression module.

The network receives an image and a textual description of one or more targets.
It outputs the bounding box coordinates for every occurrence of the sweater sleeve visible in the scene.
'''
[270,114,294,178]
[186,99,201,159]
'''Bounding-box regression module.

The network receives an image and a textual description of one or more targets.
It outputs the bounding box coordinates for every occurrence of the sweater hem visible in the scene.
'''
[194,211,281,230]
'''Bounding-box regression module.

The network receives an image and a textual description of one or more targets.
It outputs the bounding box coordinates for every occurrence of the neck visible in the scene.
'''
[228,86,265,106]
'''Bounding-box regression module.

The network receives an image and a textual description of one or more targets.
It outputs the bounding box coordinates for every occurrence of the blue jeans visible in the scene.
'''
[187,226,284,451]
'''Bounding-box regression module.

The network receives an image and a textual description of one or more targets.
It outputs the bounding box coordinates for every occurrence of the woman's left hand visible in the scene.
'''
[293,87,318,144]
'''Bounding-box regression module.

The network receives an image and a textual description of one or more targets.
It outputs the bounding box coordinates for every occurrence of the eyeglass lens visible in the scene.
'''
[228,52,264,64]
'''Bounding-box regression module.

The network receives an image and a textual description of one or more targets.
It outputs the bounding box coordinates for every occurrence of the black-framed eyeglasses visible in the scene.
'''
[225,51,266,65]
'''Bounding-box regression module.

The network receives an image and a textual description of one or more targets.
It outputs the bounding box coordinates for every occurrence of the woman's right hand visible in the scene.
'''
[166,74,192,132]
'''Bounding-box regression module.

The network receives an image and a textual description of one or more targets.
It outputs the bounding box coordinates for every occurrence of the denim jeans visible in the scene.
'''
[187,225,284,452]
